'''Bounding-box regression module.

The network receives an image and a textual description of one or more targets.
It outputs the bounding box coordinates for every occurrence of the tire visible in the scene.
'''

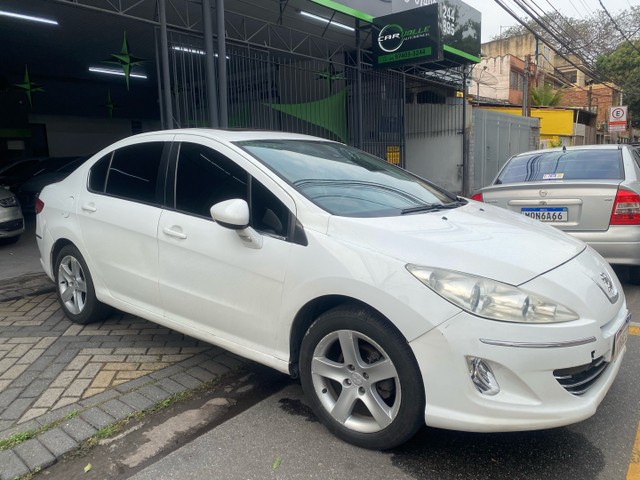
[299,305,425,450]
[54,245,109,324]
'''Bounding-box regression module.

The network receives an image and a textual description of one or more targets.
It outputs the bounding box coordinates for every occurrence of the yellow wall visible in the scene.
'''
[482,107,574,136]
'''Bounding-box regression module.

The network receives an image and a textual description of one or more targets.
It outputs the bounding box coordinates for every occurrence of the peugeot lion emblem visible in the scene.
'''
[597,271,619,303]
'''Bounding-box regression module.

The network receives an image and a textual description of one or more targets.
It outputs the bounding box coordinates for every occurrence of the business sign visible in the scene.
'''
[608,106,628,132]
[372,1,481,68]
[374,5,441,67]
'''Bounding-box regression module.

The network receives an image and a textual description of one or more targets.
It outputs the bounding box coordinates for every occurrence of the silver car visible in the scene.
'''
[0,187,25,244]
[472,144,640,282]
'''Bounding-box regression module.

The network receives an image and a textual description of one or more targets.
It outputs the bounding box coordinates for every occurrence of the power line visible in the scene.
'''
[493,0,620,93]
[598,0,640,56]
[504,0,602,79]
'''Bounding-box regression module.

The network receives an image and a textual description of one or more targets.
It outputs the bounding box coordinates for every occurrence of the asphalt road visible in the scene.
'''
[9,217,640,480]
[128,338,640,480]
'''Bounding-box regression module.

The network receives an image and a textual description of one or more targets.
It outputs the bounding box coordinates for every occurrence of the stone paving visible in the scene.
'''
[0,278,249,480]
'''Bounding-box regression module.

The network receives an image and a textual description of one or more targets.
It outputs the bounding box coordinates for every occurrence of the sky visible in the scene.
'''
[462,0,640,42]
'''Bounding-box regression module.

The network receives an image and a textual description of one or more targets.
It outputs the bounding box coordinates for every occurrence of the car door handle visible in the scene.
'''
[162,226,187,239]
[81,203,97,213]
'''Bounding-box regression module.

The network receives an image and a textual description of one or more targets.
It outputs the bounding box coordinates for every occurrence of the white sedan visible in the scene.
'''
[35,129,629,449]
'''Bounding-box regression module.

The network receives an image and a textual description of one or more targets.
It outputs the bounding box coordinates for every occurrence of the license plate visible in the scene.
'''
[612,313,631,362]
[521,207,568,222]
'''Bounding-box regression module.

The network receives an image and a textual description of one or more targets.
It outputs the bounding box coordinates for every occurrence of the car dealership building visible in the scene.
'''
[0,0,501,194]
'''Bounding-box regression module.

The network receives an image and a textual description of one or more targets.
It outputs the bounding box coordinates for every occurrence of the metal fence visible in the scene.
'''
[164,30,406,164]
[472,108,540,191]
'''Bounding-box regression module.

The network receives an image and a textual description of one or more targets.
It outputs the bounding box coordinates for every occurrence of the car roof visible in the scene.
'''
[129,128,330,143]
[511,144,627,158]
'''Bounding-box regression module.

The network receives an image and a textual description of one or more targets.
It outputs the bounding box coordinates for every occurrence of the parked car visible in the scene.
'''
[0,187,25,244]
[36,130,629,449]
[0,156,80,193]
[17,157,86,213]
[472,144,640,283]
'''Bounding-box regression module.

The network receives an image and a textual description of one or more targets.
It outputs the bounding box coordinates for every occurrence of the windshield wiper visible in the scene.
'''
[401,200,465,215]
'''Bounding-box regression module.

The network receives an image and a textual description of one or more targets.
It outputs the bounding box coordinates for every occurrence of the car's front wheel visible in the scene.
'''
[299,305,425,449]
[55,244,109,324]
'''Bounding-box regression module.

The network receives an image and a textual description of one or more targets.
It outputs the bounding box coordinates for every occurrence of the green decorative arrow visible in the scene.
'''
[14,65,43,107]
[268,89,348,142]
[102,89,118,118]
[105,32,145,90]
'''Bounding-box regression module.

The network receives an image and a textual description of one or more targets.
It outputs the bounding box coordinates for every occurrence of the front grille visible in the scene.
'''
[0,219,24,232]
[553,357,609,395]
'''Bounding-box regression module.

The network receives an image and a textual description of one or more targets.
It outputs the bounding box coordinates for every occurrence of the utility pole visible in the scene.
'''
[522,55,528,117]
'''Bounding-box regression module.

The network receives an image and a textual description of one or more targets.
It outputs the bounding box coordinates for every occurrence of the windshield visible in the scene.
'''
[236,140,457,217]
[497,149,623,184]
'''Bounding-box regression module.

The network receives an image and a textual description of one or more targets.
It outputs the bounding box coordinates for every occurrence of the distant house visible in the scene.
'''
[470,33,624,144]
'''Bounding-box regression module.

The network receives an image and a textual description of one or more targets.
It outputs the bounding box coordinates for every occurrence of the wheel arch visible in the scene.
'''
[288,295,410,378]
[51,237,75,273]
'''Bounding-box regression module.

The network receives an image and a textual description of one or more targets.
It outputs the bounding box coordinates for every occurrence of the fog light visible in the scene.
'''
[466,357,500,395]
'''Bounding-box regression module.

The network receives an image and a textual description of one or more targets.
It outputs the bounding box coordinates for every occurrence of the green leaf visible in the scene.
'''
[84,463,92,473]
[272,456,282,470]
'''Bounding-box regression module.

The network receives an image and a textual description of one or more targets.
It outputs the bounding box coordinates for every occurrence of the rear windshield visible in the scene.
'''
[496,149,623,184]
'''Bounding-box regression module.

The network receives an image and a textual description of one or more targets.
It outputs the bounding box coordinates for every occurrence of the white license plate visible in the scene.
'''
[521,207,568,222]
[612,313,631,361]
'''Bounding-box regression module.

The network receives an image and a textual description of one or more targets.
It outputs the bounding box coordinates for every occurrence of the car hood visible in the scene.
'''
[326,201,586,285]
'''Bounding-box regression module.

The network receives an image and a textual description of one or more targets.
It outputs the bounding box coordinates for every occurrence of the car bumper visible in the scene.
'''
[0,218,25,238]
[410,303,628,432]
[569,226,640,265]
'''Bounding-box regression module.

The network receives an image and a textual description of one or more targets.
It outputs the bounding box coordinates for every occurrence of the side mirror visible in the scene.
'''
[210,199,249,230]
[210,199,263,249]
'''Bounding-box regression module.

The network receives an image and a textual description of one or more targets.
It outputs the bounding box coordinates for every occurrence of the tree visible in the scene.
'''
[596,40,640,127]
[495,7,640,69]
[530,84,563,106]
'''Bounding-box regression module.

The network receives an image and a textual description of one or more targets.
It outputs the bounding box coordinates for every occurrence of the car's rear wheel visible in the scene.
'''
[55,245,109,324]
[299,305,425,449]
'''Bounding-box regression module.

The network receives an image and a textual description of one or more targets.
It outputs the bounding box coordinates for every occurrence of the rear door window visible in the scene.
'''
[497,149,623,184]
[88,142,165,204]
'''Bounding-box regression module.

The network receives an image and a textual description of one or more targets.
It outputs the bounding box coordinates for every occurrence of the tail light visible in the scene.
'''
[35,198,45,215]
[471,193,484,202]
[610,188,640,225]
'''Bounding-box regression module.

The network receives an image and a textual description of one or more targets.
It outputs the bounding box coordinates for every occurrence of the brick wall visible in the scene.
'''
[560,85,620,125]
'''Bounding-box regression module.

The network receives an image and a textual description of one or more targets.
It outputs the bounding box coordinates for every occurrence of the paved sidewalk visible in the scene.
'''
[0,278,248,480]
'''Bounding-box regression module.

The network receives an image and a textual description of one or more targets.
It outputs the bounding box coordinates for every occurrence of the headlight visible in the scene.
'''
[0,196,18,208]
[406,265,579,323]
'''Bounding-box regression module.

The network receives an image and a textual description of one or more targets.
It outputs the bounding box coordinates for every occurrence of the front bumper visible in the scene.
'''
[410,304,627,432]
[409,247,628,433]
[0,218,25,238]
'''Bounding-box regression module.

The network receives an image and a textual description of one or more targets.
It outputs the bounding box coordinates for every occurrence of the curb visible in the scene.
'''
[0,346,246,480]
[0,276,248,480]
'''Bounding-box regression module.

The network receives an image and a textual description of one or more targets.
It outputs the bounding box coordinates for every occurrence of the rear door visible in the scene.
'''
[482,148,624,232]
[77,137,172,315]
